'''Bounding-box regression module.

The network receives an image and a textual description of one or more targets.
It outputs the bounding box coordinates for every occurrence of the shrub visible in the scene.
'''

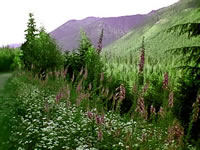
[0,47,20,72]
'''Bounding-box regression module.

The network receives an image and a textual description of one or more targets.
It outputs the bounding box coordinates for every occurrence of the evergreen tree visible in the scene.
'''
[167,23,200,79]
[167,22,200,141]
[21,13,38,69]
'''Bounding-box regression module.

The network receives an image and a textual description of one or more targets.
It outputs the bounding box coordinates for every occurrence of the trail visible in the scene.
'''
[0,73,13,150]
[0,73,12,90]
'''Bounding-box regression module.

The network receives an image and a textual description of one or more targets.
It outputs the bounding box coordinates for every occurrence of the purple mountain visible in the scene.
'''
[50,14,152,51]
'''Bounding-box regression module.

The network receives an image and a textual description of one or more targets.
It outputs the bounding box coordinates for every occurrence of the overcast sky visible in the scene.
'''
[0,0,179,46]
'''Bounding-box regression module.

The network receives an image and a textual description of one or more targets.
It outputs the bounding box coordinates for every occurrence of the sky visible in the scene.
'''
[0,0,179,46]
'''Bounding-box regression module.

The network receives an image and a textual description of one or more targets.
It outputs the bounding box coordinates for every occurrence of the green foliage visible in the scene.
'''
[0,47,20,72]
[167,21,200,143]
[3,72,183,150]
[21,13,38,69]
[21,13,63,75]
[31,28,64,74]
[64,30,104,85]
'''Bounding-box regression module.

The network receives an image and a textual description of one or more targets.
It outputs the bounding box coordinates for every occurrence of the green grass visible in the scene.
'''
[0,73,12,90]
[0,73,15,150]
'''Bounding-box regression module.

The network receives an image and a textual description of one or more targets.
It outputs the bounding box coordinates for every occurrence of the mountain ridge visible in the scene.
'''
[50,12,156,51]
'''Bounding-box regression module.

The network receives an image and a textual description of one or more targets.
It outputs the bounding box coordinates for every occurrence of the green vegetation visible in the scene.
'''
[0,0,200,149]
[0,47,21,72]
[21,13,63,76]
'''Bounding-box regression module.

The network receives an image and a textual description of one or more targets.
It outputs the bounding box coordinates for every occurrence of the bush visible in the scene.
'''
[0,47,20,72]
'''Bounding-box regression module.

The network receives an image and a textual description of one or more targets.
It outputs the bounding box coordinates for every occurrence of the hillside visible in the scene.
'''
[103,0,200,57]
[51,14,152,51]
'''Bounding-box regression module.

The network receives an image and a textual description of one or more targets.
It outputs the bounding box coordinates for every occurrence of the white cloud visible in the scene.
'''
[0,0,179,46]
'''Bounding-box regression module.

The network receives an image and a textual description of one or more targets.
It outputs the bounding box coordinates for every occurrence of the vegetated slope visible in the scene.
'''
[50,14,154,51]
[103,0,200,58]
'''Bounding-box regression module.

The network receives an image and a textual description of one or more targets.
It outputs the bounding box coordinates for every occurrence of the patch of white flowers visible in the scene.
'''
[8,77,182,150]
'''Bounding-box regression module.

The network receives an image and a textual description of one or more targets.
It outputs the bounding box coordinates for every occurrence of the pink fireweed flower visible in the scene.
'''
[87,111,93,120]
[162,72,169,89]
[139,38,145,74]
[97,29,104,54]
[135,97,148,120]
[150,105,156,115]
[158,107,165,118]
[139,49,145,74]
[168,91,174,108]
[96,115,104,125]
[115,84,126,101]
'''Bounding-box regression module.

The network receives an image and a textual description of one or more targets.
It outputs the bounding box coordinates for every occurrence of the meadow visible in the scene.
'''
[0,2,200,149]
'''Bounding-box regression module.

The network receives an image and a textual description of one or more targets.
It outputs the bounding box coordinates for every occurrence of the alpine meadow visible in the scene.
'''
[0,0,200,149]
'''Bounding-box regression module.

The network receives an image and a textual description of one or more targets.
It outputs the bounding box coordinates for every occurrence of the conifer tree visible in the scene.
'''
[21,13,38,69]
[167,22,200,141]
[167,23,200,79]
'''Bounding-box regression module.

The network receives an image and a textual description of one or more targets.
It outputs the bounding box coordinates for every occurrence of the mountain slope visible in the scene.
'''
[50,14,152,51]
[103,0,200,57]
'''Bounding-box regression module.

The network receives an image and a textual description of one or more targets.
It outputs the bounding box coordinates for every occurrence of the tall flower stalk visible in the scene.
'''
[138,37,145,86]
[97,28,104,54]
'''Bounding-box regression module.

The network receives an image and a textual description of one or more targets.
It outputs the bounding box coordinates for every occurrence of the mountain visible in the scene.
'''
[8,43,21,48]
[103,0,200,57]
[50,14,153,51]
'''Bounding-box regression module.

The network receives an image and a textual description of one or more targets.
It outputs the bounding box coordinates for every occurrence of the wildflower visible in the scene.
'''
[168,91,174,108]
[87,111,93,120]
[135,97,148,120]
[98,128,103,141]
[168,120,184,145]
[139,37,145,74]
[96,115,104,125]
[162,72,169,89]
[150,105,156,115]
[115,84,126,101]
[158,107,165,118]
[97,29,104,54]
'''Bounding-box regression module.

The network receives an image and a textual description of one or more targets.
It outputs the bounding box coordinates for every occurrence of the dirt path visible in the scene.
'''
[0,73,12,90]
